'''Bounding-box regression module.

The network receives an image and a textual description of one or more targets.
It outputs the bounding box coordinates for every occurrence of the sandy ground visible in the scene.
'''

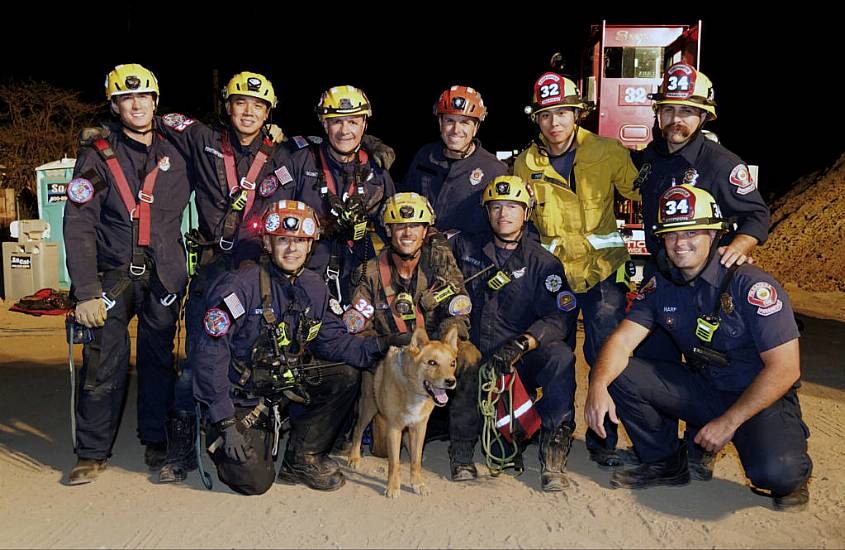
[0,293,843,549]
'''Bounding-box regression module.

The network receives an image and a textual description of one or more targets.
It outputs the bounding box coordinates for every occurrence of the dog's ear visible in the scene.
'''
[443,325,459,352]
[409,326,429,353]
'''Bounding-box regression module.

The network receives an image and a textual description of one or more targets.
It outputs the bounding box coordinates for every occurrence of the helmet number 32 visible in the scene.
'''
[539,83,560,98]
[664,199,689,215]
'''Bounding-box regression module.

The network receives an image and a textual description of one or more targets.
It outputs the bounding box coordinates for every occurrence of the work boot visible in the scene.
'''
[449,440,478,482]
[688,449,716,481]
[611,442,691,489]
[159,413,198,483]
[68,458,107,485]
[277,451,345,491]
[144,442,167,471]
[772,481,810,512]
[539,423,573,492]
[588,446,641,469]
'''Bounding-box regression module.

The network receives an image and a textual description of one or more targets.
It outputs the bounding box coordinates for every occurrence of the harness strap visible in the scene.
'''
[377,250,424,334]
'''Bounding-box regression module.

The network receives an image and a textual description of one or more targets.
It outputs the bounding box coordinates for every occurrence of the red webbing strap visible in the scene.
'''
[378,251,424,334]
[222,132,273,217]
[221,132,240,195]
[317,147,369,199]
[135,162,162,246]
[93,139,137,219]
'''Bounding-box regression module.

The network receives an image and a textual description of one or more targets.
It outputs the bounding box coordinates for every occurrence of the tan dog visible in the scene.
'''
[348,325,460,497]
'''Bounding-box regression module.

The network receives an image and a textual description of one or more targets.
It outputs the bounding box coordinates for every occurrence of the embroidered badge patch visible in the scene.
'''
[259,175,279,197]
[353,298,374,319]
[636,276,657,300]
[204,308,231,337]
[67,178,95,204]
[274,165,293,186]
[342,308,366,334]
[545,274,563,293]
[448,295,473,316]
[469,168,484,186]
[747,281,783,316]
[158,156,171,172]
[161,113,196,132]
[302,218,316,236]
[556,291,576,312]
[264,213,281,233]
[730,164,756,195]
[292,136,309,149]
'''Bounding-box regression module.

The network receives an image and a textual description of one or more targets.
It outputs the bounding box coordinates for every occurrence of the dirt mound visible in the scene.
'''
[756,152,845,292]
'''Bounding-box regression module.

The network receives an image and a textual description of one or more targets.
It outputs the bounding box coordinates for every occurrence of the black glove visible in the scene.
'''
[377,332,413,353]
[220,422,254,463]
[489,336,530,375]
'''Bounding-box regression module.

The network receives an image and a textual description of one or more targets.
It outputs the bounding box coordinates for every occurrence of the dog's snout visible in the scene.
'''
[445,378,457,389]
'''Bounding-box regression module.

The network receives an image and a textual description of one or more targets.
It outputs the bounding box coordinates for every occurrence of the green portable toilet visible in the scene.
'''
[35,157,75,289]
[36,157,198,288]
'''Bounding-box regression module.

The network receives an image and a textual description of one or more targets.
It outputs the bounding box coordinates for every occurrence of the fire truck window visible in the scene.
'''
[604,47,663,78]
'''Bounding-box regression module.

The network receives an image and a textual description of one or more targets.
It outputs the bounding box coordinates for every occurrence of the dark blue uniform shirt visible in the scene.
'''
[450,231,577,358]
[628,257,800,392]
[194,261,382,423]
[64,125,191,301]
[400,140,507,235]
[157,114,296,264]
[286,139,395,285]
[634,131,771,254]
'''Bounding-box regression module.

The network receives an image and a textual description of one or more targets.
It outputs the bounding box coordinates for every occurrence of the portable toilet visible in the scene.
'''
[35,157,75,288]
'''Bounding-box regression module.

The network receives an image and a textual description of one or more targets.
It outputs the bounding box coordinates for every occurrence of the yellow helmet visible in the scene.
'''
[653,184,730,235]
[525,71,592,121]
[223,71,277,108]
[481,176,535,209]
[104,64,159,101]
[650,63,717,120]
[382,192,435,226]
[316,85,372,121]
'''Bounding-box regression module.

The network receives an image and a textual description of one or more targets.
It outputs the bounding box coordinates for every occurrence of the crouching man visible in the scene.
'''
[193,200,403,495]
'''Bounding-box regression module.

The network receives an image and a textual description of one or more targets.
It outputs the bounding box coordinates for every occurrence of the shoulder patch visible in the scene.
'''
[353,298,374,319]
[67,177,95,204]
[161,113,196,133]
[204,308,231,337]
[729,164,756,195]
[258,175,279,197]
[342,308,366,333]
[307,135,323,145]
[292,136,310,149]
[545,274,563,293]
[512,267,527,279]
[448,295,473,316]
[747,281,783,316]
[556,291,577,312]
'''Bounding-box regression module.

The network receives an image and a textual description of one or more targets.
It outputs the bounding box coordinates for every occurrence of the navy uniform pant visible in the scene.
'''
[566,273,627,451]
[76,270,180,459]
[450,341,576,443]
[207,405,276,496]
[178,255,232,414]
[610,358,813,495]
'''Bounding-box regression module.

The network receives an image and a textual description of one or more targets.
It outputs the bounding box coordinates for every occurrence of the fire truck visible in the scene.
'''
[579,21,702,277]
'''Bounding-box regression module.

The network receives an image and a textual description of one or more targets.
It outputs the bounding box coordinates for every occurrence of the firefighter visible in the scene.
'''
[631,63,772,480]
[286,85,396,311]
[343,192,475,467]
[152,71,295,483]
[449,176,578,491]
[585,185,811,511]
[64,64,191,484]
[400,86,507,235]
[193,200,406,495]
[514,71,641,468]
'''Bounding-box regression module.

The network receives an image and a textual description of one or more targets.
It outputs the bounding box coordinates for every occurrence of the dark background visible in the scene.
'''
[3,8,841,198]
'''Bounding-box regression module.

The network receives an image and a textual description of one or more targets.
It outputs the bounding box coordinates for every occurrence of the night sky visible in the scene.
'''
[3,9,841,198]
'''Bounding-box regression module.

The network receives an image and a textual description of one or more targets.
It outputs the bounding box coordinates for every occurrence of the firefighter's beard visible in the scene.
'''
[662,122,693,144]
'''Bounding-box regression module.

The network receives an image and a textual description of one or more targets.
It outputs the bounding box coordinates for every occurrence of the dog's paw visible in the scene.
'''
[411,483,430,496]
[384,486,400,498]
[347,456,361,470]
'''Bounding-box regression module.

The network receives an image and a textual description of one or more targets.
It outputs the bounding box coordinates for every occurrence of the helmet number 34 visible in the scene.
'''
[664,199,690,216]
[667,75,691,92]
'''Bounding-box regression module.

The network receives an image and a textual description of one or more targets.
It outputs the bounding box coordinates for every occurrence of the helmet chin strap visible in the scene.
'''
[657,111,708,152]
[659,232,721,287]
[444,139,476,160]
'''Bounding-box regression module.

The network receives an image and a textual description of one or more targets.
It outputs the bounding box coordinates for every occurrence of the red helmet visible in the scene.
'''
[526,72,592,121]
[262,200,321,239]
[434,85,487,121]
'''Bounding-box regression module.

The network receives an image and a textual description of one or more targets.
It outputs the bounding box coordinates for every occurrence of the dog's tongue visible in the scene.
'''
[432,387,449,406]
